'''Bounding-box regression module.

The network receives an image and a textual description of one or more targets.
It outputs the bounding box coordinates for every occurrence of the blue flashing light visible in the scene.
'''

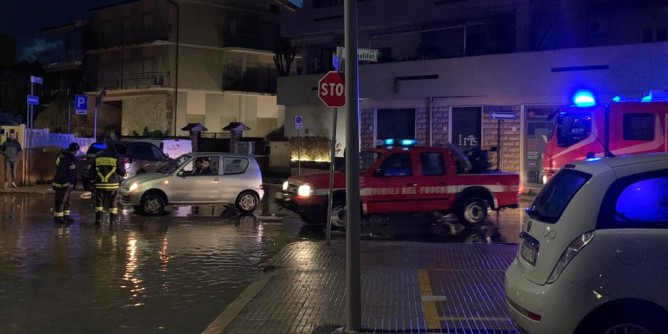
[91,142,107,149]
[641,91,652,102]
[612,96,621,102]
[573,90,596,107]
[381,138,418,148]
[586,157,601,162]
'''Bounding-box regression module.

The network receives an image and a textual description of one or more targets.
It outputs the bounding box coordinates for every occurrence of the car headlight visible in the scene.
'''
[282,181,288,191]
[297,184,312,197]
[547,231,595,283]
[128,182,139,192]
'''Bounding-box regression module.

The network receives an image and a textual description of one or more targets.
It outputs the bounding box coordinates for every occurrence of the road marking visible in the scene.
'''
[418,269,441,329]
[439,316,512,321]
[421,295,448,302]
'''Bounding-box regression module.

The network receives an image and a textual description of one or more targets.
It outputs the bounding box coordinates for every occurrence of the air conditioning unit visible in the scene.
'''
[588,19,609,34]
[235,141,254,154]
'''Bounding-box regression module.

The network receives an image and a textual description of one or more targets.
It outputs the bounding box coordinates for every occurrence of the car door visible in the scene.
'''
[362,152,420,214]
[220,156,251,204]
[416,150,454,211]
[170,155,222,203]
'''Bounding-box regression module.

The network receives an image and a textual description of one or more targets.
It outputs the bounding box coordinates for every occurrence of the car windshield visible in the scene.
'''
[336,151,381,173]
[157,154,192,173]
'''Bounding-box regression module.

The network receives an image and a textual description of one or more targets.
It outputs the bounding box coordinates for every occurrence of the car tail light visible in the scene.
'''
[547,231,595,283]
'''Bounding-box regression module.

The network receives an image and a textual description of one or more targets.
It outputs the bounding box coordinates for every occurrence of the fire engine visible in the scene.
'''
[276,139,519,228]
[542,89,668,183]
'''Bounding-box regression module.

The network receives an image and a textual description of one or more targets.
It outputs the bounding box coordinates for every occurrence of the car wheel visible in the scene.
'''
[235,191,259,214]
[141,193,166,215]
[330,200,347,230]
[577,304,668,334]
[457,197,488,225]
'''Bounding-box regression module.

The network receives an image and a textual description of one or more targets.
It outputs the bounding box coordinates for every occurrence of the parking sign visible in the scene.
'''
[75,94,88,115]
[295,115,303,129]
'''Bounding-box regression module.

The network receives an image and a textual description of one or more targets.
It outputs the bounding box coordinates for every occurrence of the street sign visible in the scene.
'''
[30,76,43,84]
[75,94,88,115]
[318,71,346,108]
[295,115,303,129]
[490,112,517,120]
[335,47,378,62]
[27,95,39,105]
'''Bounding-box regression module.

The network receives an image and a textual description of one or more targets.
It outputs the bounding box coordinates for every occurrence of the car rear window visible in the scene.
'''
[527,169,591,223]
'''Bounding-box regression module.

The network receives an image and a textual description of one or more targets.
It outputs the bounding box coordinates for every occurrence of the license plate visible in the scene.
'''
[521,241,538,266]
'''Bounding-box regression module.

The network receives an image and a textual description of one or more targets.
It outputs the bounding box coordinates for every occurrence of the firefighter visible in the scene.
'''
[89,139,126,225]
[52,142,80,224]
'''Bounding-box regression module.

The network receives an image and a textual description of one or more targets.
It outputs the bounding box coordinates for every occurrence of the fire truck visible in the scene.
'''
[276,139,520,228]
[542,90,668,183]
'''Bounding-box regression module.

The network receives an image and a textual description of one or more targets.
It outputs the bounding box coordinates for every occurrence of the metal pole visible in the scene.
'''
[326,107,338,245]
[27,81,33,186]
[344,0,361,331]
[68,101,72,133]
[297,128,301,175]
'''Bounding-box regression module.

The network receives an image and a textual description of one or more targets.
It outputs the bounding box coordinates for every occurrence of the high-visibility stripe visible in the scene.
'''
[52,182,70,188]
[95,157,117,166]
[53,212,64,217]
[110,208,118,214]
[95,207,104,212]
[95,184,120,190]
[64,210,70,215]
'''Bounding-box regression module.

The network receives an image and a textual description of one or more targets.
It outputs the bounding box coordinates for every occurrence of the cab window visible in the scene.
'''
[379,153,412,177]
[420,152,444,176]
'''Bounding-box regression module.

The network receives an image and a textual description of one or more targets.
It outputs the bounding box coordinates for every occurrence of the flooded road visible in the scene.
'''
[0,187,527,334]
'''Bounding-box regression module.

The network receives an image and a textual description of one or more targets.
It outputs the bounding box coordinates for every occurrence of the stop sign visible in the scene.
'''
[318,71,345,108]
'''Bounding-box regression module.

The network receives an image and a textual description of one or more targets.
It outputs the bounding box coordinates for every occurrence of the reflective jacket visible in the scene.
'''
[89,148,126,190]
[52,149,77,189]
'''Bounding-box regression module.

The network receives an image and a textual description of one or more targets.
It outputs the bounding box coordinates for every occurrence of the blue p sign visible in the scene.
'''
[75,95,87,110]
[75,95,88,115]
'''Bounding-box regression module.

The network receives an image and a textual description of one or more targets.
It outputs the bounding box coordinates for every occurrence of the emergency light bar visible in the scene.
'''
[376,138,418,148]
[572,90,596,107]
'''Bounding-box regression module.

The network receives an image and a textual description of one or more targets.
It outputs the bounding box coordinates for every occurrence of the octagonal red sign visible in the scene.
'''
[318,71,345,108]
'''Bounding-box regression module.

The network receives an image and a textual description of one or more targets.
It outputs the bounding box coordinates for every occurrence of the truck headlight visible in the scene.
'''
[297,184,312,197]
[282,181,288,191]
[128,182,139,192]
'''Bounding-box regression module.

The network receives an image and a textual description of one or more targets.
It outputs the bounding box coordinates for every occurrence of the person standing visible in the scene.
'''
[52,142,79,224]
[1,132,22,188]
[89,139,126,225]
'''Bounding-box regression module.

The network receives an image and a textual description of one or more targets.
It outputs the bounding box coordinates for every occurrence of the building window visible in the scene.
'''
[658,27,667,42]
[143,12,154,31]
[643,28,654,42]
[376,108,415,141]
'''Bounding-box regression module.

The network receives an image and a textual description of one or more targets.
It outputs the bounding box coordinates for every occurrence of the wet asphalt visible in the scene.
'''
[0,186,525,334]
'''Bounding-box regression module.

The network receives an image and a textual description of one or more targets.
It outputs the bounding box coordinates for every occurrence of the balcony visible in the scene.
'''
[223,32,277,52]
[36,49,84,70]
[95,71,170,90]
[90,24,170,50]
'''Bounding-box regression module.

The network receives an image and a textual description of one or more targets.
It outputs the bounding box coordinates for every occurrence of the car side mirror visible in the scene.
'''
[177,170,185,177]
[373,169,385,177]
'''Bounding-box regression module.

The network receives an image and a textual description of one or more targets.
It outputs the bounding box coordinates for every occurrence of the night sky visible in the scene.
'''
[0,0,303,62]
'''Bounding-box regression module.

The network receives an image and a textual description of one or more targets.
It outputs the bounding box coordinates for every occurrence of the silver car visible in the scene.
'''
[119,152,264,215]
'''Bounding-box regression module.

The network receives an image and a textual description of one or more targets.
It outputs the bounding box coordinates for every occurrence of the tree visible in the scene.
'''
[273,38,296,76]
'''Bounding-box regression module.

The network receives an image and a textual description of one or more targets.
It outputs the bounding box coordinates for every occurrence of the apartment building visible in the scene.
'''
[85,0,294,138]
[278,0,668,190]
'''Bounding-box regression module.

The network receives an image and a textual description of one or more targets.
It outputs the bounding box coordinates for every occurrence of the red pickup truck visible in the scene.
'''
[276,143,520,228]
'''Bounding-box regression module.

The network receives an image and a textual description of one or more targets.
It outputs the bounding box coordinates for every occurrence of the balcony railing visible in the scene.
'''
[223,32,277,51]
[36,49,84,66]
[96,71,170,90]
[90,24,171,49]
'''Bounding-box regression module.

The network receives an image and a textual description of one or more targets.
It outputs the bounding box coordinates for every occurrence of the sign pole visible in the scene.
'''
[344,0,361,330]
[326,107,337,245]
[297,128,301,175]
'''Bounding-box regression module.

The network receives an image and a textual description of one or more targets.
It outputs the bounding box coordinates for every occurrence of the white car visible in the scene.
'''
[505,153,668,334]
[120,152,264,215]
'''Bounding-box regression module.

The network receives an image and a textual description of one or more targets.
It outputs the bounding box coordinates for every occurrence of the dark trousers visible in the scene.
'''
[94,189,119,215]
[54,186,72,217]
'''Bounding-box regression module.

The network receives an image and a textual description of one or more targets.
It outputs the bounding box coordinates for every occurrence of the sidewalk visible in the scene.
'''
[205,240,520,334]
